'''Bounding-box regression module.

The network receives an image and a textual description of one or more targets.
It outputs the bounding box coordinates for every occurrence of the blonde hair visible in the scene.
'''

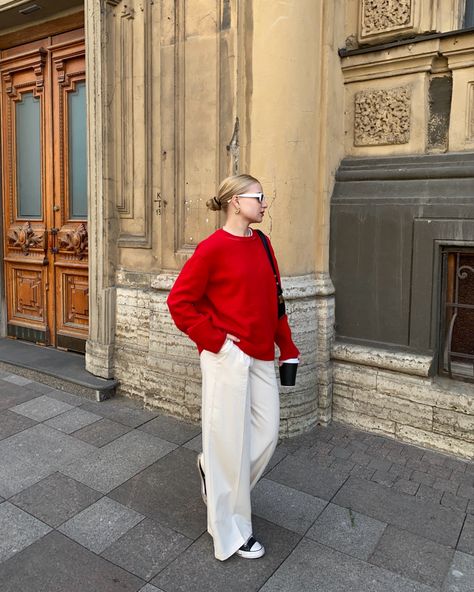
[206,174,260,211]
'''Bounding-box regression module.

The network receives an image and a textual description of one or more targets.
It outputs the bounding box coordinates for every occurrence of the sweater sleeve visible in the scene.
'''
[167,245,227,353]
[266,237,300,360]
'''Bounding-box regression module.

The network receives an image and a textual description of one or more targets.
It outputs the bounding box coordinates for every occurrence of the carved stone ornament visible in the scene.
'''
[361,0,412,37]
[354,87,411,146]
[7,222,44,254]
[58,223,88,259]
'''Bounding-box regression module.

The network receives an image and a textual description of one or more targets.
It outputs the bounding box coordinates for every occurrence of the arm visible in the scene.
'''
[167,246,227,353]
[267,238,300,360]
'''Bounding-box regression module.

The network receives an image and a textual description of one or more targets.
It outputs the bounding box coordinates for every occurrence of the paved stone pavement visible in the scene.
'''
[0,370,473,592]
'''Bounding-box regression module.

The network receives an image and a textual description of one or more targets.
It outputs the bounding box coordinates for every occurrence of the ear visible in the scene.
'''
[230,194,239,208]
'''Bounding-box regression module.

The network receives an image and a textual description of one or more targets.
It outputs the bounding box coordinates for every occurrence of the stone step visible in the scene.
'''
[0,338,117,401]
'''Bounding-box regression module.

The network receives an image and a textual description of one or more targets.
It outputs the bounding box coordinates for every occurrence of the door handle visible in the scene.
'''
[48,228,59,254]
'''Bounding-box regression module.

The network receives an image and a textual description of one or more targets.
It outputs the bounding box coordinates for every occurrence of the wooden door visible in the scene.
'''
[0,31,88,352]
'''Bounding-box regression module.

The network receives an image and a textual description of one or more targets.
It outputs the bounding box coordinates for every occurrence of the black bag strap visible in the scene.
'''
[255,229,283,297]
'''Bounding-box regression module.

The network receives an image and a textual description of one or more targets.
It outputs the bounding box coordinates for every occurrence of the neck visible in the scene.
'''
[222,218,251,237]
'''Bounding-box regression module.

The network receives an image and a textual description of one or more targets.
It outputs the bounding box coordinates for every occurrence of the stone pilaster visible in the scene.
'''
[84,0,118,378]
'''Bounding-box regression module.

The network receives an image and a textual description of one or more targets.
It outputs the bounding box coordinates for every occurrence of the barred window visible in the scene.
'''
[439,248,474,383]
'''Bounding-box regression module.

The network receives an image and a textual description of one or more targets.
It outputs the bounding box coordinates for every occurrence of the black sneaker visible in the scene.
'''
[236,536,265,559]
[196,453,207,505]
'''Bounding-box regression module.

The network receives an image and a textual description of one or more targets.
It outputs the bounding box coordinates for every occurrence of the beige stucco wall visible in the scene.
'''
[81,0,346,436]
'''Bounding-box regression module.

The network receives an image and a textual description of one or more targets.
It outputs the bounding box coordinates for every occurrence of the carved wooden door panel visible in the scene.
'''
[50,38,88,352]
[0,31,88,352]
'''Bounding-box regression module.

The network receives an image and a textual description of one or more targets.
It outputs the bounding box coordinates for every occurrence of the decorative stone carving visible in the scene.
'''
[361,0,413,37]
[354,87,411,146]
[7,222,44,254]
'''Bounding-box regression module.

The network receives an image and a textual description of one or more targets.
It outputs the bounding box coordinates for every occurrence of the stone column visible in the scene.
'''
[84,0,117,378]
[241,1,344,430]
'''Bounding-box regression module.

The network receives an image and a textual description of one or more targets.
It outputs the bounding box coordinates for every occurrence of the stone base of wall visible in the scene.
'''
[332,342,474,459]
[113,271,334,438]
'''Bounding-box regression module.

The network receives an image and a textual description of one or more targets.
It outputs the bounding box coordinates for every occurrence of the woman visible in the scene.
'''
[167,174,299,561]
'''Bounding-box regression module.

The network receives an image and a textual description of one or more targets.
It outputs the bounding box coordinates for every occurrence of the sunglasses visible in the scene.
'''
[237,193,266,203]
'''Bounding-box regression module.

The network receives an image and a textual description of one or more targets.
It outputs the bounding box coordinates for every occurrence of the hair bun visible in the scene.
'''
[206,196,221,211]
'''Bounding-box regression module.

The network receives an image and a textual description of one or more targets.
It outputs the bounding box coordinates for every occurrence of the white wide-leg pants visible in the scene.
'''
[200,339,280,561]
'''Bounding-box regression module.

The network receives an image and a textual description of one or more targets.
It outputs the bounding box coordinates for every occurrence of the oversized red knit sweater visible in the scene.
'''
[167,228,299,361]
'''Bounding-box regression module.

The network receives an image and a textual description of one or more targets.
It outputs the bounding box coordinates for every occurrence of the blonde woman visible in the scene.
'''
[167,174,299,561]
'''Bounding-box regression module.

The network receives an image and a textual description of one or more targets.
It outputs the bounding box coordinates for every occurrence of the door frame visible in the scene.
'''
[0,13,89,352]
[0,2,120,379]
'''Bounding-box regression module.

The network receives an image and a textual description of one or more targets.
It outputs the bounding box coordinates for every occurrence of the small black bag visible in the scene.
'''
[256,230,286,319]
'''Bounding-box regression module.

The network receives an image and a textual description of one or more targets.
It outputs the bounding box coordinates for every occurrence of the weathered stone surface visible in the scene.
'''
[333,362,378,389]
[333,398,397,436]
[397,425,474,460]
[433,408,474,444]
[332,342,432,377]
[334,386,433,430]
[115,274,325,437]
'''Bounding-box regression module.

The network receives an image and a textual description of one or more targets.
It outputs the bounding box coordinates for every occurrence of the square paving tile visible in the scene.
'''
[0,388,40,412]
[10,472,102,527]
[72,417,133,447]
[251,477,327,534]
[2,375,32,386]
[43,388,88,406]
[306,502,386,560]
[265,454,350,500]
[370,524,454,588]
[152,517,301,592]
[80,397,158,427]
[109,447,208,539]
[182,433,202,452]
[0,502,51,562]
[23,381,59,396]
[443,551,474,591]
[61,429,176,493]
[0,424,95,498]
[0,531,144,592]
[138,414,201,445]
[102,517,192,580]
[259,537,435,592]
[44,407,101,434]
[11,395,74,421]
[58,496,144,554]
[263,444,290,476]
[0,410,36,440]
[457,514,474,555]
[333,476,465,547]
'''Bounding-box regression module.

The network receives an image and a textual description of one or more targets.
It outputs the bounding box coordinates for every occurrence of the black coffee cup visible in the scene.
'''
[279,360,298,386]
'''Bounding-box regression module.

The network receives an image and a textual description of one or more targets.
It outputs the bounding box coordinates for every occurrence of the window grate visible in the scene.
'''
[439,248,474,382]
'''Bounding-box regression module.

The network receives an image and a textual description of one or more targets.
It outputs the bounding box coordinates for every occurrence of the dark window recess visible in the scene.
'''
[465,0,474,28]
[439,248,474,382]
[428,75,452,152]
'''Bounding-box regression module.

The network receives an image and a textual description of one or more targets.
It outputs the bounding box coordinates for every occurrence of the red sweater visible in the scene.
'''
[167,229,299,361]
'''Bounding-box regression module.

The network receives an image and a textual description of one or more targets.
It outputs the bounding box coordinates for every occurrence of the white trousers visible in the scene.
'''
[200,339,280,561]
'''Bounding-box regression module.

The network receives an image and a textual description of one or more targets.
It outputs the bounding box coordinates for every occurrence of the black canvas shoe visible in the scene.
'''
[236,536,265,559]
[196,453,207,505]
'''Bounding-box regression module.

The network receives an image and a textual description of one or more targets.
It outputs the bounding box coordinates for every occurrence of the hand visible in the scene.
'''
[226,333,240,343]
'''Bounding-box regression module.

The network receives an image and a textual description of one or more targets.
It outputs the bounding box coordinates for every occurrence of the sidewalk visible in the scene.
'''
[0,370,473,592]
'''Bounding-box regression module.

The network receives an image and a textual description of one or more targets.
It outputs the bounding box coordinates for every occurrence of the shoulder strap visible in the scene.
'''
[255,230,282,295]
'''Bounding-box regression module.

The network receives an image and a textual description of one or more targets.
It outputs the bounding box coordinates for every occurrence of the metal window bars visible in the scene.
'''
[440,248,474,382]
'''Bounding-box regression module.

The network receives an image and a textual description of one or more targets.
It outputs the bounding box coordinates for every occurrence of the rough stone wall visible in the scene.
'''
[113,273,330,437]
[332,343,474,459]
